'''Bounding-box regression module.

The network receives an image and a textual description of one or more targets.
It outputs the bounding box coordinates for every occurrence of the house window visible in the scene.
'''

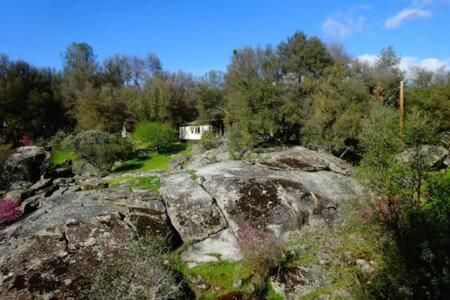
[195,126,201,134]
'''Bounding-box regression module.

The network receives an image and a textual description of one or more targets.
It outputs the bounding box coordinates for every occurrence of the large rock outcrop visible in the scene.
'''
[160,152,361,268]
[397,145,449,170]
[160,173,227,242]
[1,145,364,297]
[93,188,173,238]
[195,161,360,233]
[256,146,352,175]
[180,228,242,268]
[0,187,180,298]
[0,191,131,299]
[2,146,50,187]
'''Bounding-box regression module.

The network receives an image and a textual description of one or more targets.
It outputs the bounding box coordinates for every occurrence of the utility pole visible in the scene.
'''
[399,80,404,137]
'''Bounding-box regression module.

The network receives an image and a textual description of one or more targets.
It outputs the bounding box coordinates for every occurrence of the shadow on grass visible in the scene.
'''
[112,143,191,173]
[112,161,144,173]
[162,143,188,154]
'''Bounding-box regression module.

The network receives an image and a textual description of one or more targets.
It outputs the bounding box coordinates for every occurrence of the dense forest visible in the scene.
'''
[1,31,450,299]
[1,31,449,153]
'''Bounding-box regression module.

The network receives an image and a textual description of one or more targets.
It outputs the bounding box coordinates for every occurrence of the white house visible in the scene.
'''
[179,120,224,140]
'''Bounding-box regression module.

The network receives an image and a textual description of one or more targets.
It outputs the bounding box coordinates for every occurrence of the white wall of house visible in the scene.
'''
[179,124,213,140]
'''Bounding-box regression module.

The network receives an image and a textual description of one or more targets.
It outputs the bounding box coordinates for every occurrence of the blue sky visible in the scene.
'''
[1,0,449,74]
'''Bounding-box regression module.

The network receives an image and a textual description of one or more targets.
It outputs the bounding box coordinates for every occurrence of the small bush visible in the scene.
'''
[201,131,221,150]
[361,195,402,226]
[48,130,68,149]
[131,122,178,153]
[0,198,22,225]
[0,145,12,184]
[62,130,132,171]
[87,236,183,299]
[235,223,285,291]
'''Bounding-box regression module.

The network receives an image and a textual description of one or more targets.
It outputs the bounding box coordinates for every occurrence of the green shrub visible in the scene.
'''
[131,122,178,153]
[62,130,132,171]
[359,106,450,298]
[0,145,12,185]
[201,131,221,150]
[366,170,450,299]
[48,130,69,149]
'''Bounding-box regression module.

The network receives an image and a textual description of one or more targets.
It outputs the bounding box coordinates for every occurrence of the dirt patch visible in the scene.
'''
[216,291,246,300]
[275,266,308,293]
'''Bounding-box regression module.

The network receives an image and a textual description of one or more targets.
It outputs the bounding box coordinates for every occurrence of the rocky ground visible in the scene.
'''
[0,144,448,299]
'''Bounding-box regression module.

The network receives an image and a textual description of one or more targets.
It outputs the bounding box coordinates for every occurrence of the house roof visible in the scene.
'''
[180,119,222,126]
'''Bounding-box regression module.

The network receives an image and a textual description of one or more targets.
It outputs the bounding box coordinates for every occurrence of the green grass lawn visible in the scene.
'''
[171,254,254,299]
[50,149,76,166]
[112,143,192,173]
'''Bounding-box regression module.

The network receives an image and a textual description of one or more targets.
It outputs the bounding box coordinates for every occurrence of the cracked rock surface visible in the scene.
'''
[160,172,227,242]
[0,146,363,298]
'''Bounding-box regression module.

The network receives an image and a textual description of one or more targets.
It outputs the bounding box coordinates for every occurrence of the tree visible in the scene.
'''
[195,83,224,120]
[75,84,131,132]
[61,42,98,123]
[278,31,333,79]
[224,46,282,152]
[0,55,68,142]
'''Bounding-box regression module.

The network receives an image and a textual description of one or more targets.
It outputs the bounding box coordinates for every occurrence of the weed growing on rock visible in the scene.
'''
[87,235,186,299]
[236,223,285,293]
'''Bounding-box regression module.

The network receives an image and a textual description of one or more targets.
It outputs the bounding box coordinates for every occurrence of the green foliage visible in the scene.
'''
[50,149,76,166]
[406,75,450,132]
[403,109,439,147]
[365,170,450,299]
[87,236,183,299]
[0,55,69,143]
[358,106,449,298]
[140,72,199,126]
[75,84,131,132]
[0,144,11,185]
[63,130,132,171]
[195,83,225,120]
[200,131,221,150]
[131,122,178,153]
[187,169,198,180]
[275,198,382,299]
[265,283,284,300]
[278,31,333,78]
[357,104,403,194]
[171,257,253,299]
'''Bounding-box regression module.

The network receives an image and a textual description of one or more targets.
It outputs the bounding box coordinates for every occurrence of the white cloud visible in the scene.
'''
[357,54,450,73]
[400,56,450,72]
[322,15,366,39]
[357,54,378,66]
[322,19,351,38]
[385,8,432,29]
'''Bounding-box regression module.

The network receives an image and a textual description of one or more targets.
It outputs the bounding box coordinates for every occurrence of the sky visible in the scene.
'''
[1,0,450,75]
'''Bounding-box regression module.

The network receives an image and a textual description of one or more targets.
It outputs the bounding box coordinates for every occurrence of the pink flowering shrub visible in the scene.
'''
[235,223,285,289]
[361,195,402,226]
[0,198,22,225]
[19,135,33,146]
